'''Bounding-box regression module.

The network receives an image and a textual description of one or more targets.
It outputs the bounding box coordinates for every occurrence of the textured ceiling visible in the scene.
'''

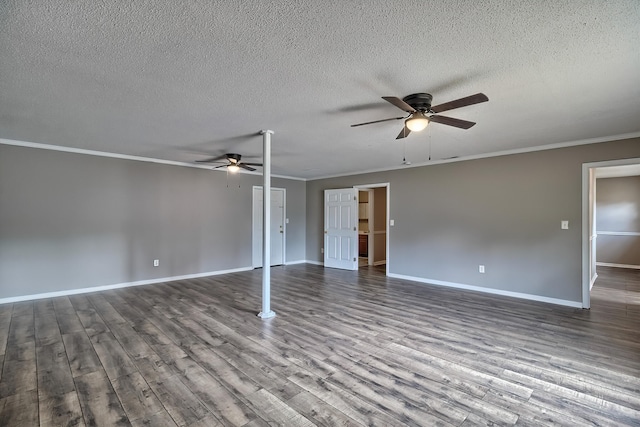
[1,1,639,179]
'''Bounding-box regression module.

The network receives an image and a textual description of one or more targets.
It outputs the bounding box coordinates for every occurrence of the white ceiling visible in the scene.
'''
[1,1,639,179]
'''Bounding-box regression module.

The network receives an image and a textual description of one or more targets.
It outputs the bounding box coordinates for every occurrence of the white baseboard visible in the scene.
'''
[387,273,582,308]
[304,260,324,266]
[373,260,387,266]
[0,266,254,305]
[284,260,307,265]
[596,262,640,270]
[590,273,598,290]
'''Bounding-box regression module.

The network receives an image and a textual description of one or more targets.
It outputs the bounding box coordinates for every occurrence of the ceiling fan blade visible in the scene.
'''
[382,96,416,113]
[395,126,411,140]
[430,93,488,114]
[238,164,256,171]
[429,115,476,129]
[213,164,228,169]
[242,162,263,167]
[351,116,406,127]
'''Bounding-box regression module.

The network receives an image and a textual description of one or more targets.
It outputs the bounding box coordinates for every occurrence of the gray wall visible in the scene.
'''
[0,144,306,299]
[596,175,640,266]
[306,138,640,303]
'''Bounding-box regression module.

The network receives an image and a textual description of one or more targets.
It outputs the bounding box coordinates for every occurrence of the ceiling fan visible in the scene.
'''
[351,92,489,139]
[195,153,262,172]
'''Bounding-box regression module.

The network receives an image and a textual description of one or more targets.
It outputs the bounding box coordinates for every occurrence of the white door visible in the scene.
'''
[324,188,358,270]
[253,187,285,267]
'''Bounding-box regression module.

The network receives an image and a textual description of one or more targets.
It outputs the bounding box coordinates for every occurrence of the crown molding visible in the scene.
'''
[307,131,640,181]
[0,138,306,181]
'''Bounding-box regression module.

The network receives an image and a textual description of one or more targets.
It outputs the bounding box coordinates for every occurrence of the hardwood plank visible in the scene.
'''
[0,390,39,426]
[211,342,303,401]
[36,341,75,398]
[286,390,363,427]
[99,321,158,361]
[186,414,224,427]
[61,332,102,378]
[187,343,261,398]
[131,320,188,364]
[54,298,86,335]
[130,410,178,427]
[0,350,37,398]
[11,302,33,318]
[86,294,129,326]
[7,312,34,345]
[74,370,130,426]
[172,356,258,426]
[91,337,139,381]
[287,370,417,426]
[75,308,113,341]
[111,371,165,423]
[39,391,85,427]
[244,388,315,427]
[0,304,13,357]
[34,314,61,347]
[145,374,210,426]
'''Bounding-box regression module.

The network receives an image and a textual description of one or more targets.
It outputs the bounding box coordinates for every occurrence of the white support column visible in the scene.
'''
[258,130,276,319]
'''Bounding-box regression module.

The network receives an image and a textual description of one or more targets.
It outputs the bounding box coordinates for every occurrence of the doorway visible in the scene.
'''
[252,186,285,268]
[323,183,389,274]
[356,185,388,270]
[582,158,640,308]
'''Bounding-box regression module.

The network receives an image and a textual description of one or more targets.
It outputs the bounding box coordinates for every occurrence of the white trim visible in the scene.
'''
[311,132,640,181]
[596,262,640,270]
[388,273,583,308]
[373,260,387,266]
[5,133,639,182]
[0,266,254,305]
[590,273,598,290]
[305,260,325,266]
[596,231,640,236]
[0,138,305,181]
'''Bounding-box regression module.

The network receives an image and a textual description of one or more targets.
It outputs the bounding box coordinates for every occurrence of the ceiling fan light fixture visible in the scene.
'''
[227,164,240,173]
[406,113,429,132]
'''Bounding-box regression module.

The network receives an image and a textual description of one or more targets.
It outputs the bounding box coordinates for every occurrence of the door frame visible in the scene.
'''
[252,186,286,268]
[354,183,390,276]
[581,157,640,308]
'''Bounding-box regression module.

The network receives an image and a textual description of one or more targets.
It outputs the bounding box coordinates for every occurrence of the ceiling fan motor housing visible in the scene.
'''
[226,153,242,163]
[403,93,433,112]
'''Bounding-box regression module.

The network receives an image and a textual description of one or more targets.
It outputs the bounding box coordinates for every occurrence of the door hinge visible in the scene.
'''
[354,257,356,262]
[353,226,356,231]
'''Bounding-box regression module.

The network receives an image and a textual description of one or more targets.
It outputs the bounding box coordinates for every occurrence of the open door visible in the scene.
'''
[324,188,358,270]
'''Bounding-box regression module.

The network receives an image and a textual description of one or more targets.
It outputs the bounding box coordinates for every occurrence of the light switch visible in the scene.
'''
[390,219,395,226]
[561,220,569,229]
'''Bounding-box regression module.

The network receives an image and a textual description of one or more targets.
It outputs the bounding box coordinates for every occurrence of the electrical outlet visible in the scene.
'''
[153,259,159,267]
[479,265,485,273]
[561,220,569,229]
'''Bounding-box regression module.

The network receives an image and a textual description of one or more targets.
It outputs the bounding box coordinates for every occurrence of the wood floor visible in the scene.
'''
[1,265,639,426]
